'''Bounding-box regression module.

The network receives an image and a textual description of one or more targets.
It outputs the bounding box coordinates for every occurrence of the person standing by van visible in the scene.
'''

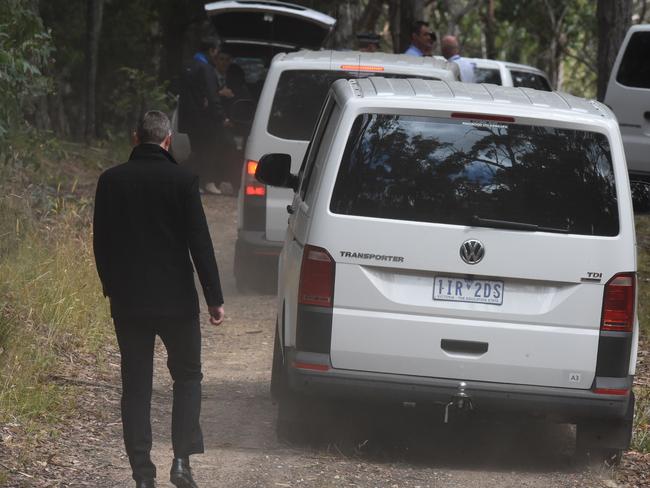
[404,21,436,56]
[178,38,230,195]
[441,35,475,82]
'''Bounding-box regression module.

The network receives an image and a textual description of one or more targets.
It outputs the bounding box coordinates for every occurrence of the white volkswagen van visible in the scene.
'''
[235,51,458,290]
[258,78,637,461]
[605,24,650,205]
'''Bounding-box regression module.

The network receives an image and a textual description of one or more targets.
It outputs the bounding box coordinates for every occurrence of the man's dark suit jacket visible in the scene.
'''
[93,143,223,321]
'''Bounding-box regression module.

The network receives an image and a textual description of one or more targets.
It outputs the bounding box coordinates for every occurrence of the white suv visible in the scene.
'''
[257,78,637,461]
[235,51,458,290]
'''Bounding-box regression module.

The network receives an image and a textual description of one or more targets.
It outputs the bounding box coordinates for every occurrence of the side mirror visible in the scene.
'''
[229,99,256,124]
[255,153,299,191]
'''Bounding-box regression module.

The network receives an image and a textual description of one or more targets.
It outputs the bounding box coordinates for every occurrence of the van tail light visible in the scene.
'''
[244,159,266,197]
[601,273,635,332]
[298,245,335,307]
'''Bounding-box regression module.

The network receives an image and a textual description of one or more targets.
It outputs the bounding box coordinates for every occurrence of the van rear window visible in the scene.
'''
[268,70,439,140]
[474,67,502,85]
[330,114,619,236]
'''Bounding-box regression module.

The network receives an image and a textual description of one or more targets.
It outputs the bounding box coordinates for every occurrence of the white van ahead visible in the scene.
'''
[605,24,650,200]
[468,58,552,90]
[257,78,637,462]
[235,51,458,290]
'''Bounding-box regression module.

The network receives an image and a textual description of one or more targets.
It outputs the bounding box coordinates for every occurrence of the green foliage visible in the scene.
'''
[107,67,174,134]
[633,387,650,453]
[0,136,112,424]
[633,214,650,453]
[0,0,53,141]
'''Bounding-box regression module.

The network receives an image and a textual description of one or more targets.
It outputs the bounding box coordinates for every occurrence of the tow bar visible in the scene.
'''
[443,382,474,423]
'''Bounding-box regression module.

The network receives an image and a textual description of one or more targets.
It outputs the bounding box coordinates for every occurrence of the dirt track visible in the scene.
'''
[97,195,621,488]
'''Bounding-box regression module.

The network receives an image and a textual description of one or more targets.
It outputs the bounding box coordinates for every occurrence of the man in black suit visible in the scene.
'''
[93,111,224,488]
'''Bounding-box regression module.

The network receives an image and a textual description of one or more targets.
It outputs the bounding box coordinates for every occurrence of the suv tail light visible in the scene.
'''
[245,160,266,196]
[298,245,335,307]
[601,273,635,332]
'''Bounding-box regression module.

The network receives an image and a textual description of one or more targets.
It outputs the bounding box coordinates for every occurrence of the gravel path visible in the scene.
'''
[94,195,623,487]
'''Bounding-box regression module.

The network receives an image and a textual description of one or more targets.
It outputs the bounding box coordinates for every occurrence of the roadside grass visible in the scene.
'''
[633,214,650,453]
[0,134,115,429]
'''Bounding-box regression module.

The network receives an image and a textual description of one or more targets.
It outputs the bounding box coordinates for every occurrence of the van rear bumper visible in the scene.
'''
[286,350,633,422]
[234,230,282,271]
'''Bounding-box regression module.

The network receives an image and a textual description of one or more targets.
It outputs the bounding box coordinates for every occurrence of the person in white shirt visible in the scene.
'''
[441,35,475,83]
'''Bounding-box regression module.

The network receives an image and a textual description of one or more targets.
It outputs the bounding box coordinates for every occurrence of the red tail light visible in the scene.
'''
[245,185,266,196]
[244,159,265,197]
[298,245,335,307]
[593,388,629,396]
[601,273,635,332]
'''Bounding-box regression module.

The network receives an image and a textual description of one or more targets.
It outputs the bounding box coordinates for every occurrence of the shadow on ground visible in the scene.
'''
[199,379,580,475]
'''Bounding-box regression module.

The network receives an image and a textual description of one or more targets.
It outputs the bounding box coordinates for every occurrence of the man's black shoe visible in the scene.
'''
[135,479,156,488]
[170,458,198,488]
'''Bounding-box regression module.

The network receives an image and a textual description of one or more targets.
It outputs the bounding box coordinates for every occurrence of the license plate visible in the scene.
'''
[433,276,504,305]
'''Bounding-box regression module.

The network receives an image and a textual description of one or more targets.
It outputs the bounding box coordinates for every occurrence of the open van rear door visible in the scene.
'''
[205,0,336,50]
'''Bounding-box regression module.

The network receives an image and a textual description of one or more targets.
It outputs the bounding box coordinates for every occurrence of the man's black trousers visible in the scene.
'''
[114,316,204,482]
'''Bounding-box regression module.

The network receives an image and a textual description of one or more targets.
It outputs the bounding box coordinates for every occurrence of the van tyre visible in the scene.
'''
[270,323,285,401]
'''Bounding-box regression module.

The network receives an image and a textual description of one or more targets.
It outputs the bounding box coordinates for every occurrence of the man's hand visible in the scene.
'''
[218,87,234,98]
[208,305,225,326]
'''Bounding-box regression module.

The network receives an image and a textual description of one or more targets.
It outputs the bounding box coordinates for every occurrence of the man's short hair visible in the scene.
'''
[200,37,220,52]
[136,110,171,144]
[411,21,437,42]
[411,21,428,36]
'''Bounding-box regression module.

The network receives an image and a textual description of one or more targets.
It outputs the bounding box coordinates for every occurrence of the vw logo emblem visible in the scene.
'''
[460,239,485,264]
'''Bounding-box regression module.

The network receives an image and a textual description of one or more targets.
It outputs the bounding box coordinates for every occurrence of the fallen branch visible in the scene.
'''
[0,461,34,479]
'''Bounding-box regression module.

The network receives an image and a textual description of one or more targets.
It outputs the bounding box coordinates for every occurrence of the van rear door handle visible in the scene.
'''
[441,339,488,355]
[644,111,650,121]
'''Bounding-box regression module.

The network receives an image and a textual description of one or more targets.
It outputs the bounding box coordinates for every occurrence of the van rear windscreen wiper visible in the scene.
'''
[472,216,570,234]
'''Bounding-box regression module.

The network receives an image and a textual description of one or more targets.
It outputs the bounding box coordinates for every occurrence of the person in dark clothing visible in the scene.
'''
[178,38,230,195]
[213,47,252,195]
[93,110,225,488]
[357,32,381,52]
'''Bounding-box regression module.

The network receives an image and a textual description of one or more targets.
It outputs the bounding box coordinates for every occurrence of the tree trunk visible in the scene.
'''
[482,0,496,59]
[333,1,365,49]
[398,0,424,53]
[84,0,104,142]
[388,0,401,52]
[597,0,632,101]
[357,0,385,33]
[439,0,479,36]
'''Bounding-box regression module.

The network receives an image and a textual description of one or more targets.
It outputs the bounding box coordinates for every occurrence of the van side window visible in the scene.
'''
[298,101,337,201]
[617,32,650,89]
[510,70,551,91]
